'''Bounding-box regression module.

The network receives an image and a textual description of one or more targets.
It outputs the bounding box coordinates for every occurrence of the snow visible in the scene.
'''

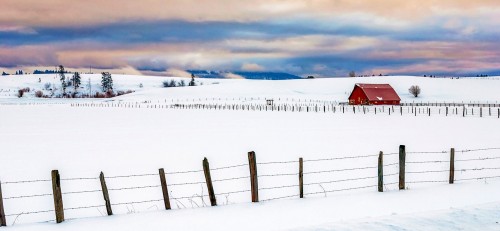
[0,74,499,230]
[1,74,500,103]
[3,182,500,231]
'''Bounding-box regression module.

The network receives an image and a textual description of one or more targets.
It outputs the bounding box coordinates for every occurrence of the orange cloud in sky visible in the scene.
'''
[1,0,500,76]
[1,0,499,27]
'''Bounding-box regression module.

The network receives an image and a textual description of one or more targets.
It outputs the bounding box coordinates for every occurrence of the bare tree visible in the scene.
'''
[349,71,356,77]
[409,85,421,97]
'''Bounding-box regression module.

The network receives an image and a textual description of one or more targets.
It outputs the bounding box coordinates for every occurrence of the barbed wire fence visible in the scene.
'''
[1,147,499,226]
[65,100,500,119]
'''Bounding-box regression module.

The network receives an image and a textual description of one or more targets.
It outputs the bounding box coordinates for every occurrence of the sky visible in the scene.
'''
[1,0,500,77]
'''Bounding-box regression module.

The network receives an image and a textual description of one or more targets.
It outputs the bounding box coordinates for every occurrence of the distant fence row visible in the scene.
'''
[1,96,499,108]
[1,146,499,226]
[68,102,500,119]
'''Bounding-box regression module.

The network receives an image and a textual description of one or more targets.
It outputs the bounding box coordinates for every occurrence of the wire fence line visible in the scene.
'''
[304,166,378,175]
[457,147,500,153]
[455,156,500,162]
[212,176,249,182]
[303,176,378,186]
[3,193,53,200]
[2,179,51,185]
[108,185,161,191]
[5,209,55,217]
[0,147,499,226]
[455,175,500,182]
[62,189,102,195]
[215,189,251,196]
[69,100,500,120]
[258,160,299,165]
[304,184,379,197]
[406,170,449,174]
[61,177,98,181]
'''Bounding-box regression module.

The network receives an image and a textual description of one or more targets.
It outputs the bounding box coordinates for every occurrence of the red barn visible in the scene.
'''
[348,84,400,105]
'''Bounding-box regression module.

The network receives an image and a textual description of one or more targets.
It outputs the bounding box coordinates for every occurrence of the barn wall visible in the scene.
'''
[349,86,368,105]
[370,100,400,105]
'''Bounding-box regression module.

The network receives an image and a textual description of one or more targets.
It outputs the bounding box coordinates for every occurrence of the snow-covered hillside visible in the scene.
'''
[0,75,499,230]
[1,74,500,103]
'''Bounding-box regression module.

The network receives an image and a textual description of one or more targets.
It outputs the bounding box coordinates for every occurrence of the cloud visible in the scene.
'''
[2,0,499,27]
[241,63,265,71]
[0,26,37,34]
[165,68,191,77]
[222,72,245,79]
[1,1,500,76]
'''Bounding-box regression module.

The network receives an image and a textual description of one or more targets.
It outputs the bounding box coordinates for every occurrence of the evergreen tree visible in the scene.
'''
[101,72,113,92]
[169,79,176,87]
[73,72,81,93]
[58,65,66,95]
[189,73,196,86]
[179,79,186,87]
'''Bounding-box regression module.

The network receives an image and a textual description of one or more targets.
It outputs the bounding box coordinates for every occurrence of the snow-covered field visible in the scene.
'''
[0,74,499,230]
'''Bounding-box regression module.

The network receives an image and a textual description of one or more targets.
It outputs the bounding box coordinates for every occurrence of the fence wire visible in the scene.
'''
[259,173,298,177]
[106,173,157,179]
[456,147,500,153]
[406,151,448,154]
[4,193,52,200]
[258,160,299,165]
[260,184,299,191]
[406,160,448,164]
[215,189,251,196]
[406,180,449,184]
[303,154,379,162]
[62,189,102,195]
[304,184,377,196]
[406,170,449,174]
[5,209,54,217]
[455,175,500,181]
[165,169,204,175]
[65,204,105,211]
[169,181,206,186]
[111,199,163,206]
[455,156,500,162]
[304,166,377,175]
[304,176,378,186]
[213,175,249,182]
[61,177,98,181]
[456,167,500,172]
[2,179,51,185]
[212,163,247,171]
[1,146,499,226]
[108,185,161,191]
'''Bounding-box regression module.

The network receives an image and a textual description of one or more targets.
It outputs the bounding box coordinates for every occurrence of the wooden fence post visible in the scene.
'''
[248,151,259,202]
[0,181,6,227]
[51,170,64,223]
[159,168,171,210]
[299,158,303,198]
[449,148,455,184]
[378,151,383,192]
[99,172,112,215]
[203,158,217,206]
[399,145,406,190]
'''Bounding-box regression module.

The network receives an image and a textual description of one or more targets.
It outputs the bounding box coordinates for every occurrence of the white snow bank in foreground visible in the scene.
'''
[4,182,500,231]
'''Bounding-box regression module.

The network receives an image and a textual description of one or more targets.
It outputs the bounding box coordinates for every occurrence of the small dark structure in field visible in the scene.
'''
[348,83,400,105]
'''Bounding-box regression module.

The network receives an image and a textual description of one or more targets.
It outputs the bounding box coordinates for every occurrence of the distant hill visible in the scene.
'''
[187,70,302,80]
